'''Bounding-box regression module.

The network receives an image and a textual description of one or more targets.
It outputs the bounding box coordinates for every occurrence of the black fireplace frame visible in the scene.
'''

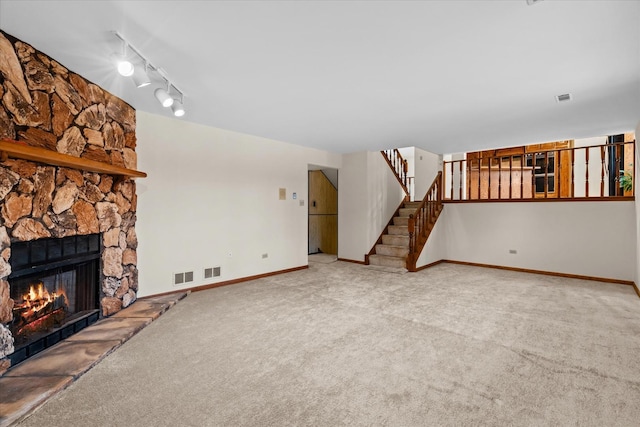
[8,234,102,365]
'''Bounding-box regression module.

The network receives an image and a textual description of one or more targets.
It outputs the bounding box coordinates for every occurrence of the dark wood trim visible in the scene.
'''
[633,282,640,299]
[443,196,634,203]
[143,266,309,297]
[442,259,635,286]
[0,138,147,178]
[338,257,366,265]
[414,259,445,271]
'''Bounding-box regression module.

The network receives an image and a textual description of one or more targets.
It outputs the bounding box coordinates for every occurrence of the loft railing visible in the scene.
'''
[407,172,443,271]
[443,141,635,202]
[381,149,410,199]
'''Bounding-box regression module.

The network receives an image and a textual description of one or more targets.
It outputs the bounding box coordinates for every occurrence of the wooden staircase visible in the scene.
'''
[368,201,421,269]
[366,158,444,270]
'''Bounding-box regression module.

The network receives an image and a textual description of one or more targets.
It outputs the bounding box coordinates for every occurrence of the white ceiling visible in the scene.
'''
[1,0,639,155]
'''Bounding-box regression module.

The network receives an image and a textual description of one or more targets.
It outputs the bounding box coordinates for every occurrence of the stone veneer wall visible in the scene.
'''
[0,30,140,374]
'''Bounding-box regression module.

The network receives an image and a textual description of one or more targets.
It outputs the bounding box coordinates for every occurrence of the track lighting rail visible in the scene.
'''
[112,31,186,115]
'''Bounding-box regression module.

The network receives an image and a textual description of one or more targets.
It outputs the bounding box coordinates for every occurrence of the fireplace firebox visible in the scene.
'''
[8,234,101,365]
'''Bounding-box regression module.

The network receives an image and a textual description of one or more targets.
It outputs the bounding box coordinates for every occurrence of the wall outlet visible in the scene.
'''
[509,249,517,254]
[299,200,305,206]
[262,253,268,259]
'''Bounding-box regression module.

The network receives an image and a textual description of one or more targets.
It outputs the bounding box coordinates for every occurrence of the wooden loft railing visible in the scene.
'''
[443,140,634,202]
[381,149,410,200]
[407,172,443,271]
[0,138,147,180]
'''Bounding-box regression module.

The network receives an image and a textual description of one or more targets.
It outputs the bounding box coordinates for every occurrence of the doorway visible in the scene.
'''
[308,167,338,260]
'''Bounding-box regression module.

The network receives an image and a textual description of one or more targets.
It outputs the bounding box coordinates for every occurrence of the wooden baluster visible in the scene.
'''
[467,159,471,200]
[544,151,548,198]
[498,157,502,199]
[450,162,454,200]
[408,214,415,268]
[520,155,524,198]
[616,144,622,196]
[531,153,536,199]
[477,157,481,200]
[509,156,513,199]
[571,149,575,198]
[459,160,463,200]
[556,149,561,199]
[600,145,605,197]
[585,148,589,197]
[487,157,492,199]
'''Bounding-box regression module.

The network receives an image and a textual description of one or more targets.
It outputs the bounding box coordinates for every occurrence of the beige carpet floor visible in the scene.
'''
[16,262,640,426]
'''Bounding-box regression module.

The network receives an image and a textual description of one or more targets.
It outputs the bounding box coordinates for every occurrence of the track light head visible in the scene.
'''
[154,88,174,107]
[132,63,151,88]
[172,99,185,117]
[117,59,134,76]
[111,53,134,76]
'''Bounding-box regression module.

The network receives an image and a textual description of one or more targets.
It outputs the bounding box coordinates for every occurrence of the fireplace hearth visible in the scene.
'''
[8,234,101,365]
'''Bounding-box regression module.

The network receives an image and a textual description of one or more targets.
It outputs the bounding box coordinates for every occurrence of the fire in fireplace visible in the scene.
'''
[8,234,101,365]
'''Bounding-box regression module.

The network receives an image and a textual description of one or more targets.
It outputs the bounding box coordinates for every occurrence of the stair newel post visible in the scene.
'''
[407,214,415,271]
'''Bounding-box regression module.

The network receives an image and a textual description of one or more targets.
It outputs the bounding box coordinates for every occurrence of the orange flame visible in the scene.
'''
[21,283,65,313]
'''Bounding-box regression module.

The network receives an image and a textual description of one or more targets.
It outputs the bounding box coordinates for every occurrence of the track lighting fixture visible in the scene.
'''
[171,96,185,117]
[112,31,186,117]
[116,58,134,76]
[132,62,151,88]
[154,85,174,108]
[112,37,134,76]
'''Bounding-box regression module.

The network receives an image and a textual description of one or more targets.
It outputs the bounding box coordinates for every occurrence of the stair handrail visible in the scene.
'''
[381,149,410,199]
[407,172,443,271]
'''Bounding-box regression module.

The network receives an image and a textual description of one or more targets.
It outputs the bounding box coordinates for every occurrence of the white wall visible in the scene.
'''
[443,202,637,282]
[338,151,405,262]
[413,147,442,201]
[135,112,341,297]
[337,152,369,261]
[415,208,447,267]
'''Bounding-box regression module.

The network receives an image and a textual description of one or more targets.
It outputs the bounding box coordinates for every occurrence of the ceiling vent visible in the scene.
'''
[555,93,572,103]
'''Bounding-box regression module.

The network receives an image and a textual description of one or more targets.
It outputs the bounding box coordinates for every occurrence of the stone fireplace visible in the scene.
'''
[0,30,142,374]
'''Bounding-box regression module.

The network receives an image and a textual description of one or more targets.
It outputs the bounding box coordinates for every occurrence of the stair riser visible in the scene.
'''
[393,217,409,226]
[404,203,421,209]
[376,245,409,257]
[388,225,409,236]
[382,235,409,246]
[398,208,415,217]
[369,255,406,269]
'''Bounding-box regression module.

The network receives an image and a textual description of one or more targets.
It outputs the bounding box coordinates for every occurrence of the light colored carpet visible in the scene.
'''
[17,262,640,426]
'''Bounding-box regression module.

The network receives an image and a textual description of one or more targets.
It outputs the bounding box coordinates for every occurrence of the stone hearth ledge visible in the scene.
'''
[0,291,189,427]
